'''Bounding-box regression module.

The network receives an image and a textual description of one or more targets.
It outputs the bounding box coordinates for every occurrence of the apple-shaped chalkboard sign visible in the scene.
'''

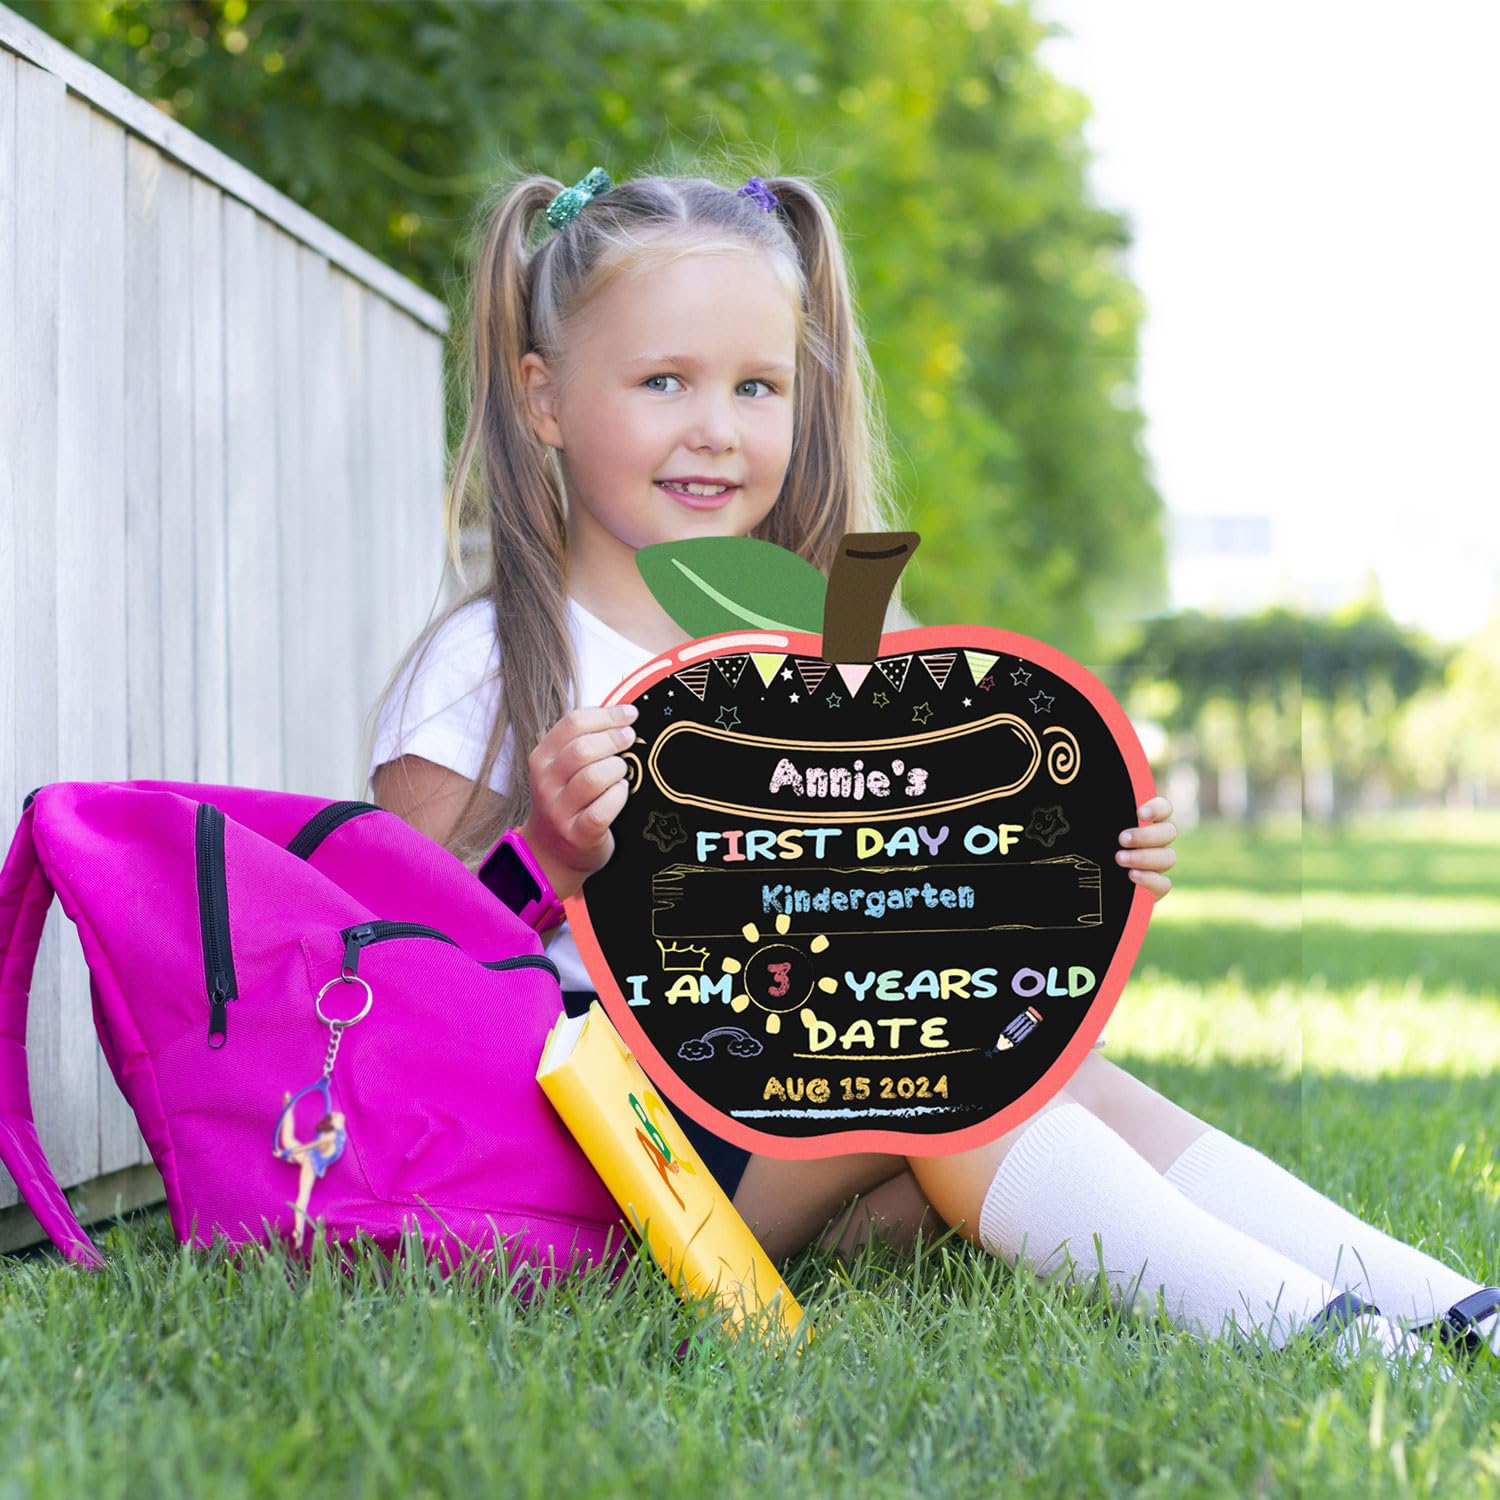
[565,533,1155,1158]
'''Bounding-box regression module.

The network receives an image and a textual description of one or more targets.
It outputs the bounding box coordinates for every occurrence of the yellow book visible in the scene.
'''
[537,1002,806,1343]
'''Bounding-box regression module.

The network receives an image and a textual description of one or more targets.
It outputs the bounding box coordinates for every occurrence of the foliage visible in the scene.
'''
[1118,606,1448,723]
[1114,603,1457,821]
[13,0,1167,659]
[1393,604,1500,801]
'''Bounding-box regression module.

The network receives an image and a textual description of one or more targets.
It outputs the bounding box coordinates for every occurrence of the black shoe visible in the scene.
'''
[1306,1290,1381,1340]
[1304,1291,1453,1380]
[1436,1285,1499,1362]
[1233,1292,1379,1360]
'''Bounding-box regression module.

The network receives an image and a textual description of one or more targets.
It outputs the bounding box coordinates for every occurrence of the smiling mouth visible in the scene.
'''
[655,481,739,507]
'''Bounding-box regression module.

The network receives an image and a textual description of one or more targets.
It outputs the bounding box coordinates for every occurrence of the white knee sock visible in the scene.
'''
[978,1104,1429,1363]
[1163,1127,1493,1347]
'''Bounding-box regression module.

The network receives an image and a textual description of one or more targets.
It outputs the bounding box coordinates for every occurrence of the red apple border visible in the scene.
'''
[565,622,1158,1160]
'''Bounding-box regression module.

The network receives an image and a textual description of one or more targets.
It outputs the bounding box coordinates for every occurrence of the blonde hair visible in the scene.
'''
[365,155,906,867]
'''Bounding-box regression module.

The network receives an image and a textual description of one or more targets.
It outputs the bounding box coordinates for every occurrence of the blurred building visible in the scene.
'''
[1168,512,1282,615]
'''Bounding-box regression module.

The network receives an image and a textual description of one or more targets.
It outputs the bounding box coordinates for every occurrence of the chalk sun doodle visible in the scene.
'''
[565,534,1157,1159]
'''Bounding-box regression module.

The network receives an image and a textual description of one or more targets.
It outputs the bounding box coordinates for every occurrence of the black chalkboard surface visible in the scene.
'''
[566,614,1156,1159]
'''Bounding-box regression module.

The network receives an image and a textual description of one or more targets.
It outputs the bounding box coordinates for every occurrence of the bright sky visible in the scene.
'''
[1037,1,1500,642]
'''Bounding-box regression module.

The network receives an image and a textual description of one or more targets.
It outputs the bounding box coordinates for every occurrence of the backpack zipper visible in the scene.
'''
[340,921,561,982]
[286,800,382,860]
[195,803,238,1048]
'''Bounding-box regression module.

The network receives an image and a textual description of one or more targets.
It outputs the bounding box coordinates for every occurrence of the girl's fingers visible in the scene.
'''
[565,703,639,737]
[570,777,629,843]
[1136,796,1172,823]
[1116,846,1176,873]
[1129,869,1172,901]
[531,715,636,798]
[552,723,639,781]
[559,755,629,819]
[532,705,637,770]
[1119,820,1176,850]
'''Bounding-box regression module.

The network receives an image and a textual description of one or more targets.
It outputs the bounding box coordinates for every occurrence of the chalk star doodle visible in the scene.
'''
[662,706,673,717]
[678,1026,765,1062]
[1011,665,1032,687]
[872,690,890,707]
[978,675,995,692]
[781,667,794,680]
[963,697,973,708]
[1024,805,1071,848]
[911,701,933,725]
[1029,689,1055,715]
[789,693,800,703]
[641,810,688,853]
[715,704,741,731]
[825,691,843,709]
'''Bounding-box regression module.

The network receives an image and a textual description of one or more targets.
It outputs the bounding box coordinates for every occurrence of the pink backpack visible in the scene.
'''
[0,779,621,1275]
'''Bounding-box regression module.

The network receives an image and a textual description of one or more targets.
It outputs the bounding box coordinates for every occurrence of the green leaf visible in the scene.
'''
[635,538,828,639]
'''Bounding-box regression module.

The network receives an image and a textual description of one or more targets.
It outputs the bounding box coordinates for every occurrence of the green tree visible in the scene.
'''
[1117,605,1448,826]
[17,0,1165,656]
[1391,605,1500,808]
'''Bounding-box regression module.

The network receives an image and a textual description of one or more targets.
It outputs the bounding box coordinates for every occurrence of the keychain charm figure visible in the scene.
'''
[273,1079,346,1250]
[273,972,372,1250]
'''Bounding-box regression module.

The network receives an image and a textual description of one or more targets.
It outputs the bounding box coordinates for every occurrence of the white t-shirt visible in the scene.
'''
[367,595,655,991]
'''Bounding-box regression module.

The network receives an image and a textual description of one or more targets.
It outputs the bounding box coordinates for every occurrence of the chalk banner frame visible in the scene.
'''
[566,624,1157,1159]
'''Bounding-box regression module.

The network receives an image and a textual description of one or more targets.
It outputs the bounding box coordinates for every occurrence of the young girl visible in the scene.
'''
[366,164,1496,1370]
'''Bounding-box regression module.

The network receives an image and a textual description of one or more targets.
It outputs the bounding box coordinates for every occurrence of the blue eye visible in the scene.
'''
[643,374,779,396]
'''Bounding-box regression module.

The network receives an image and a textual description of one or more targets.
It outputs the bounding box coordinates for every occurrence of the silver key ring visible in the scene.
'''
[315,974,374,1027]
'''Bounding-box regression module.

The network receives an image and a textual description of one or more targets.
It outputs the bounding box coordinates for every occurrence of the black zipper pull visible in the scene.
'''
[343,923,379,976]
[208,986,229,1050]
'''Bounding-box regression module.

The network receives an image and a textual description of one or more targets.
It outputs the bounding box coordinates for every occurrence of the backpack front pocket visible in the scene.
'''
[300,924,583,1218]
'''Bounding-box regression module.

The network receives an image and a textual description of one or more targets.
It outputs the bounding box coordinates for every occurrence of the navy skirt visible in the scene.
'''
[560,991,752,1198]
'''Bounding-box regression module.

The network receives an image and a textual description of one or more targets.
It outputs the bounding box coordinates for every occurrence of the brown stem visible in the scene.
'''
[821,532,921,663]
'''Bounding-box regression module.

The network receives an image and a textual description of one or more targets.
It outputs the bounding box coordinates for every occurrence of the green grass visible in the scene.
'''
[2,812,1497,1498]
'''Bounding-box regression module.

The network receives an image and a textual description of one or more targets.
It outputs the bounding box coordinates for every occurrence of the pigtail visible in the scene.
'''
[365,175,581,865]
[754,178,907,595]
[445,178,582,859]
[471,181,583,853]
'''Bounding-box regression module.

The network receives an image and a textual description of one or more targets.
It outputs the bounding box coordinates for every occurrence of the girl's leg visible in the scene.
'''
[1066,1052,1493,1331]
[1058,1051,1210,1170]
[907,1089,1424,1358]
[732,1152,909,1261]
[815,1170,938,1259]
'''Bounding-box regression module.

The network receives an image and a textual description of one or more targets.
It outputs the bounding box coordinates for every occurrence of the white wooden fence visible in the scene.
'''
[0,6,453,1248]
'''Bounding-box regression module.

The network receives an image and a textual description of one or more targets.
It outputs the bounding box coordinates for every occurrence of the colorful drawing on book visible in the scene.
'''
[630,1086,699,1209]
[565,533,1156,1160]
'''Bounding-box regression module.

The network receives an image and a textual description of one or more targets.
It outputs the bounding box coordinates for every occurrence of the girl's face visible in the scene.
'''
[523,250,798,561]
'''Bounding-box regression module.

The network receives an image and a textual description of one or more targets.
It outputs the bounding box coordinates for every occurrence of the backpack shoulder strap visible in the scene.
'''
[0,804,104,1268]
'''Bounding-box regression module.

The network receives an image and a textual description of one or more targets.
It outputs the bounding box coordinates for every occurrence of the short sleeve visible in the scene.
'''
[368,601,515,794]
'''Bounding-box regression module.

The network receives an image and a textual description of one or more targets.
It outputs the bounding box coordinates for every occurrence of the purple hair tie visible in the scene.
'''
[737,176,780,213]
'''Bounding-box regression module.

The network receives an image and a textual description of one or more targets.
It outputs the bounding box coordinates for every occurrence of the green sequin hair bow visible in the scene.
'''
[546,167,612,230]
